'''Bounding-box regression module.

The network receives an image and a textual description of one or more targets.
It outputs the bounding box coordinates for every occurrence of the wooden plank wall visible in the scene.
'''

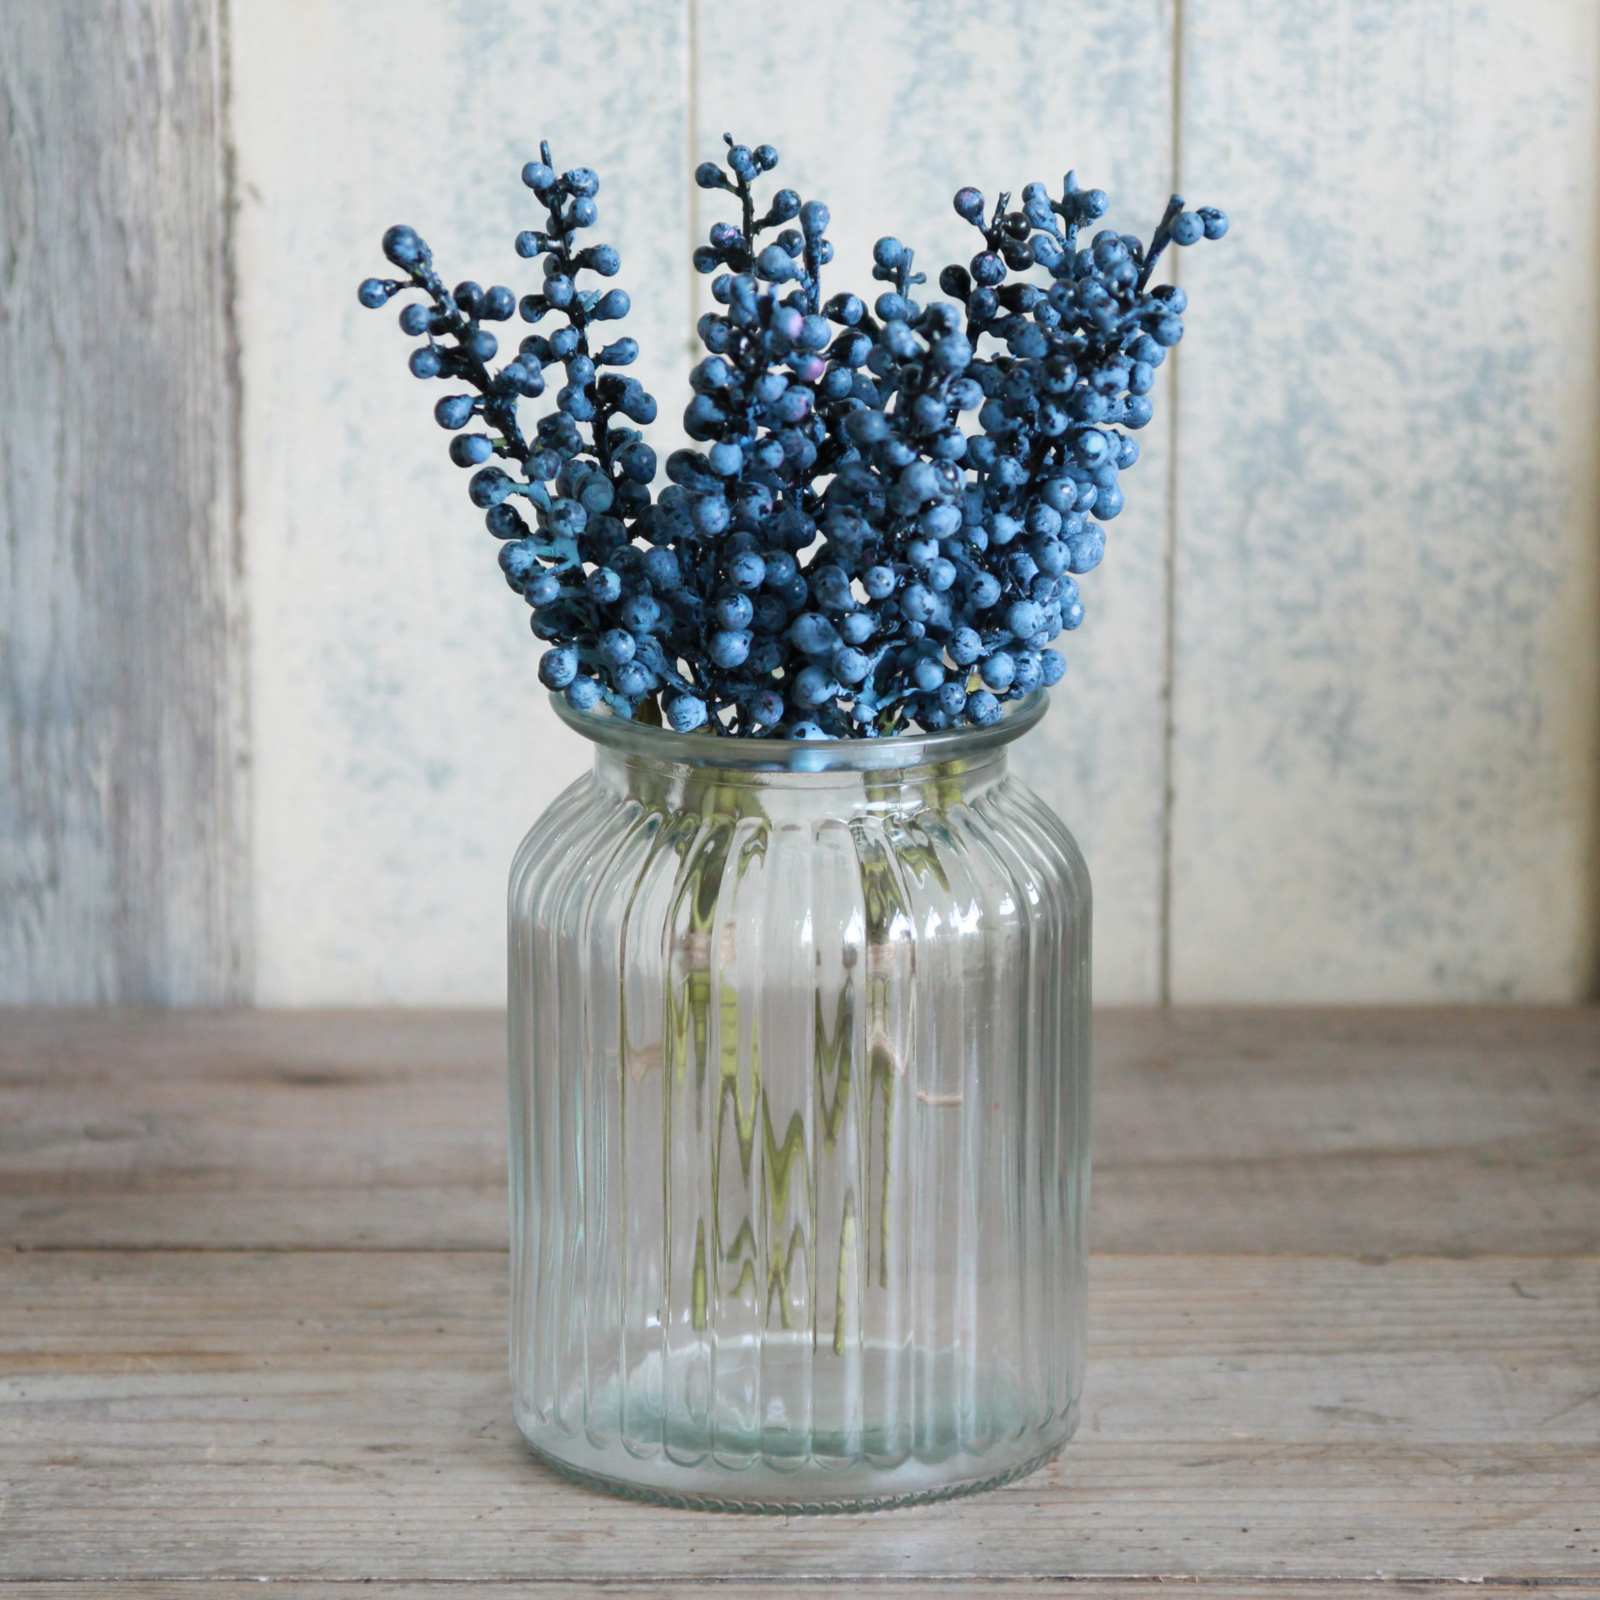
[0,0,249,1003]
[3,0,1596,1005]
[1171,0,1600,1001]
[695,0,1178,1004]
[228,0,692,1005]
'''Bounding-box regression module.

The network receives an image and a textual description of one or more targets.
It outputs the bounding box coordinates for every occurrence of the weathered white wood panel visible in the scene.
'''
[0,0,249,1002]
[231,0,692,1004]
[694,0,1179,1001]
[47,0,1584,1006]
[1169,0,1600,1000]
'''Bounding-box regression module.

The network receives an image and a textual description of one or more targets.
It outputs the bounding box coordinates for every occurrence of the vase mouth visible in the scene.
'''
[551,689,1049,773]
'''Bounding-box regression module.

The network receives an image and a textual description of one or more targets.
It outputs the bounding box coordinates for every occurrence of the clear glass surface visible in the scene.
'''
[508,692,1091,1511]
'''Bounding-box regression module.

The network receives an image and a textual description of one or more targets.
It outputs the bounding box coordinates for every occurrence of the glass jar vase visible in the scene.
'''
[507,691,1091,1511]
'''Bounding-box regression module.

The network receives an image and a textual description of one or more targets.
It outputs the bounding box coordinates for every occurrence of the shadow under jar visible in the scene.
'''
[508,691,1091,1511]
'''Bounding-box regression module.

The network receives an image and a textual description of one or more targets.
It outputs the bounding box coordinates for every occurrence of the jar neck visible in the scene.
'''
[593,744,1010,818]
[555,688,1048,819]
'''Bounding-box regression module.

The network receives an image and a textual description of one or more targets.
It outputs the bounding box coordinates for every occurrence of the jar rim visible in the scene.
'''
[551,689,1049,773]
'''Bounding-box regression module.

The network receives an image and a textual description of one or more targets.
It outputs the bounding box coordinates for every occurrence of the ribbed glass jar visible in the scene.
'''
[507,691,1091,1511]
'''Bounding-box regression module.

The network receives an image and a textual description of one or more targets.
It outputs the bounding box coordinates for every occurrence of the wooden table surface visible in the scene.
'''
[3,1007,1597,1596]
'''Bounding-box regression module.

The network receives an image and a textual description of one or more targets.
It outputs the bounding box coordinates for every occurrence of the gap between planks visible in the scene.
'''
[0,1578,1594,1591]
[8,1246,1600,1262]
[0,1580,1593,1593]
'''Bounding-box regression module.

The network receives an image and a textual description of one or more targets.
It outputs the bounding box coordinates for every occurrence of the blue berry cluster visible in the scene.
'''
[360,137,1225,737]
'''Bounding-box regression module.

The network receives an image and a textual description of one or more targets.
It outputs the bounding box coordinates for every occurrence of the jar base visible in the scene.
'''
[518,1404,1076,1514]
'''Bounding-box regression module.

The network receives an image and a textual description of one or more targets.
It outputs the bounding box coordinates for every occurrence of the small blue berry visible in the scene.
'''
[980,651,1017,691]
[791,665,837,707]
[449,433,494,467]
[407,346,442,379]
[880,237,913,275]
[664,691,708,731]
[486,502,527,541]
[434,395,475,430]
[499,539,540,587]
[900,583,937,623]
[1171,211,1204,246]
[382,225,430,269]
[565,675,602,711]
[709,629,752,668]
[598,628,636,668]
[468,467,513,507]
[727,551,765,591]
[948,627,982,666]
[800,200,830,238]
[539,645,578,689]
[970,252,1006,287]
[833,646,870,684]
[619,593,661,633]
[967,689,1001,726]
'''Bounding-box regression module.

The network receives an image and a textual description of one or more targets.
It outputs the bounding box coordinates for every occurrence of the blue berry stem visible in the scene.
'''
[1137,194,1187,290]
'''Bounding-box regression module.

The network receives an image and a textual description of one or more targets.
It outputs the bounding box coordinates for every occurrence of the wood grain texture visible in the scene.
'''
[694,0,1179,1002]
[2,1008,1595,1253]
[230,0,692,1005]
[1169,0,1600,1001]
[7,1591,1595,1600]
[0,0,249,1004]
[3,1248,1597,1582]
[6,1593,1597,1600]
[3,1007,1597,1584]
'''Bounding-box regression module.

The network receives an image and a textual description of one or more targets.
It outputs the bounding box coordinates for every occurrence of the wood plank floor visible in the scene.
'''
[2,1008,1597,1588]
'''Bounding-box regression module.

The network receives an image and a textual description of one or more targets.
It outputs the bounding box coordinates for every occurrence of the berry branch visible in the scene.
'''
[359,139,1226,739]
